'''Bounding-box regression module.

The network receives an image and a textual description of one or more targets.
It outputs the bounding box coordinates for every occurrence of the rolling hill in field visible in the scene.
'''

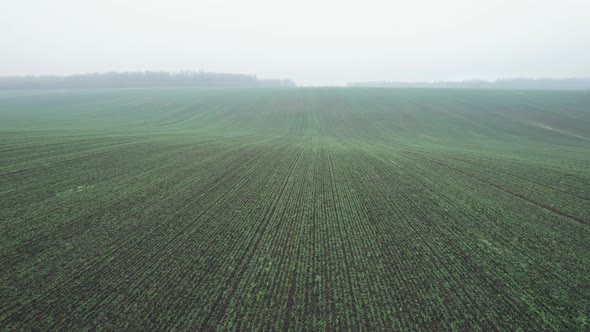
[1,88,589,330]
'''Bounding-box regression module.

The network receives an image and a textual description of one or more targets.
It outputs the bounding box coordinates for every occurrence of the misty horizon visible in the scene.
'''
[1,71,590,90]
[2,0,590,86]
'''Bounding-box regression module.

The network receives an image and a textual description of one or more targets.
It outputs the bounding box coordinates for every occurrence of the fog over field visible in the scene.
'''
[1,1,590,331]
[1,0,589,85]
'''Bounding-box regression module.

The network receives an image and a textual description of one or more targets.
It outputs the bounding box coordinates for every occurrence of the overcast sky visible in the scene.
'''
[1,0,589,86]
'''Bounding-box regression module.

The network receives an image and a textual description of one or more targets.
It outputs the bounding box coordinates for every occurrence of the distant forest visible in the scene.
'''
[0,71,296,89]
[348,78,590,90]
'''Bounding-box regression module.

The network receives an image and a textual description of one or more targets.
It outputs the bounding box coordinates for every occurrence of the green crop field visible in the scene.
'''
[1,88,589,330]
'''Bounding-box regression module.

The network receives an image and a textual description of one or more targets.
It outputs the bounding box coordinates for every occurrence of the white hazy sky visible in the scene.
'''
[1,0,589,86]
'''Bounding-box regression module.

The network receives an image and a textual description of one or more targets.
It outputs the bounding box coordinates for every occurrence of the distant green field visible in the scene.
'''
[1,88,589,330]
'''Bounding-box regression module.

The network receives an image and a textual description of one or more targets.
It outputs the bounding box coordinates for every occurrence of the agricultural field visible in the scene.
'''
[1,88,589,330]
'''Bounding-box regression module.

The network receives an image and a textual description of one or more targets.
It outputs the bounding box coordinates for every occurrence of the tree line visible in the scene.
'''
[0,71,296,89]
[347,78,590,90]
